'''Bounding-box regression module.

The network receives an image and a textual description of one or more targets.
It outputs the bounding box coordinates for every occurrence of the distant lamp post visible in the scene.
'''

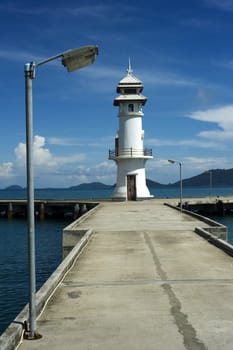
[24,45,98,339]
[209,170,212,198]
[168,159,183,211]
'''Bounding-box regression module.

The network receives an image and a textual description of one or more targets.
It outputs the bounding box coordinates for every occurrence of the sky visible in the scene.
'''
[1,0,233,188]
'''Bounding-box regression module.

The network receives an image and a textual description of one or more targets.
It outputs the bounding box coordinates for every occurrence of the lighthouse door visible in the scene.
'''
[127,175,136,201]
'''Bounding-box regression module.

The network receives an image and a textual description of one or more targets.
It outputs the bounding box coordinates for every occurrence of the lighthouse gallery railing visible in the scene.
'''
[109,148,152,159]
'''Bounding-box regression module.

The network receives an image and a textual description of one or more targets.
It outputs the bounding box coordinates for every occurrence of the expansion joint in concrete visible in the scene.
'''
[143,231,207,350]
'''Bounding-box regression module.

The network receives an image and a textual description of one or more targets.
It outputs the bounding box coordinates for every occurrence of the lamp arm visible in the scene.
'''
[25,53,64,80]
[36,53,63,67]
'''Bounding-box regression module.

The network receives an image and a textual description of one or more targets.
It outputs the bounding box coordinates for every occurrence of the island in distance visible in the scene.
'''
[3,168,233,190]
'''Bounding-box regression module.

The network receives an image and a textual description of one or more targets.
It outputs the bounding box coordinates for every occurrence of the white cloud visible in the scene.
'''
[179,139,221,148]
[47,137,84,147]
[149,156,228,172]
[72,161,116,178]
[48,137,79,146]
[48,135,113,148]
[147,137,220,149]
[11,135,115,187]
[56,154,86,164]
[183,156,226,167]
[14,135,85,174]
[92,161,116,178]
[15,142,26,166]
[188,105,233,126]
[15,135,56,169]
[33,136,57,167]
[0,162,14,177]
[46,161,116,187]
[188,105,233,140]
[198,130,233,140]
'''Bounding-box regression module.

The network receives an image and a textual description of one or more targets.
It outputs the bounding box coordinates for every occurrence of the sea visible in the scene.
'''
[1,185,233,335]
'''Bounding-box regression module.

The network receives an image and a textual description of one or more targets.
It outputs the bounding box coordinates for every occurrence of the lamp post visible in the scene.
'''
[24,45,98,339]
[209,170,212,198]
[168,159,183,211]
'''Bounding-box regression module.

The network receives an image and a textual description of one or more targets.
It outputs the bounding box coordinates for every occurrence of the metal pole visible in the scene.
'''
[209,170,212,197]
[179,162,183,212]
[24,63,36,338]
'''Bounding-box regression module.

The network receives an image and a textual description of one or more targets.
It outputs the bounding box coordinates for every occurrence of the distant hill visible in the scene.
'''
[69,182,114,190]
[4,185,24,190]
[172,168,233,187]
[146,179,167,188]
[3,169,233,190]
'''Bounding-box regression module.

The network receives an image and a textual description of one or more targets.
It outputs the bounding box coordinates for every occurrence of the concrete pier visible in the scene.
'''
[182,197,233,216]
[0,200,97,220]
[3,199,233,350]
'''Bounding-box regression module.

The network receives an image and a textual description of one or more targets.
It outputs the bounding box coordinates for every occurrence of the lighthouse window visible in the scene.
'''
[126,88,137,94]
[128,104,134,112]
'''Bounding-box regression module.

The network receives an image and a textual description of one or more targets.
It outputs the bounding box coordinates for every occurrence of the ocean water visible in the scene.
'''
[1,186,233,335]
[0,217,70,335]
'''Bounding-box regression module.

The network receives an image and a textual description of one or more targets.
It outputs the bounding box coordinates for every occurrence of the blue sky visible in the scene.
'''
[1,0,233,188]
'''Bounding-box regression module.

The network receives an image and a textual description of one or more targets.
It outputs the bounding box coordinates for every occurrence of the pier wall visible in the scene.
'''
[62,203,101,258]
[165,202,228,240]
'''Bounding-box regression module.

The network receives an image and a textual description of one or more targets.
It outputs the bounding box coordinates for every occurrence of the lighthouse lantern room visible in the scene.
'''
[109,61,153,200]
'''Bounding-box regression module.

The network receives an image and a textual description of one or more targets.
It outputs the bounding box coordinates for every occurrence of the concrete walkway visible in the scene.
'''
[19,200,233,350]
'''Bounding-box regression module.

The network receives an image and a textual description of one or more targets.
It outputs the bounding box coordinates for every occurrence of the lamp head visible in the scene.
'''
[168,159,176,164]
[62,45,98,72]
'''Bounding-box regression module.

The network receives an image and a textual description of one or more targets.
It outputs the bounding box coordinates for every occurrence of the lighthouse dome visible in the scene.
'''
[114,60,147,106]
[116,60,144,93]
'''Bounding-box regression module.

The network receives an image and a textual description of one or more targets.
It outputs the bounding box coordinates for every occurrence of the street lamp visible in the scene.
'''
[24,45,98,339]
[168,159,183,212]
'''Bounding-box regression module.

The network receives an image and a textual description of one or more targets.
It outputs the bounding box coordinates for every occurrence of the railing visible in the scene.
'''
[109,148,152,159]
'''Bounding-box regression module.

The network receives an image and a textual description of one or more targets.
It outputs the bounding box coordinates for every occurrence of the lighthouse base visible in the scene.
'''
[112,161,153,201]
[112,192,154,201]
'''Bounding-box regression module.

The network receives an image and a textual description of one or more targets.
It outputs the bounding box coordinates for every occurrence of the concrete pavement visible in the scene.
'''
[18,200,233,350]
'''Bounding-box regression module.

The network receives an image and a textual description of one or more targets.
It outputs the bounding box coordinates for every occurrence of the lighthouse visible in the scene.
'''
[109,62,153,200]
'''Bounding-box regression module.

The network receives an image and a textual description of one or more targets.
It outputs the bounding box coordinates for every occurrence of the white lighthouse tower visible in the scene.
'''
[109,61,153,200]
